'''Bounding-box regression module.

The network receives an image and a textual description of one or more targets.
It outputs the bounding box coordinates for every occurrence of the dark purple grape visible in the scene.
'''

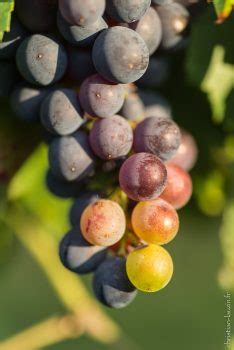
[122,7,162,55]
[57,11,107,47]
[93,256,137,309]
[40,88,84,136]
[46,170,84,199]
[134,116,181,161]
[89,115,133,160]
[119,152,167,201]
[59,0,105,27]
[69,191,100,227]
[48,131,95,181]
[0,15,27,59]
[79,74,125,118]
[0,62,21,97]
[16,35,67,86]
[59,229,107,274]
[66,48,95,86]
[106,0,151,23]
[16,0,57,32]
[92,26,149,84]
[120,92,145,121]
[137,56,170,88]
[156,3,189,49]
[10,84,49,122]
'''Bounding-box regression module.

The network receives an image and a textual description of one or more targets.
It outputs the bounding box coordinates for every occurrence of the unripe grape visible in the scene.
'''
[126,245,173,292]
[160,164,193,209]
[80,199,126,246]
[132,199,179,245]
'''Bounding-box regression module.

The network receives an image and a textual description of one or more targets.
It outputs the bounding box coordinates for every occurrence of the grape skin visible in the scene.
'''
[92,26,149,84]
[139,90,172,119]
[70,191,100,227]
[66,48,95,86]
[59,229,107,274]
[93,256,137,308]
[106,0,151,23]
[11,84,50,122]
[137,56,170,89]
[80,199,126,246]
[167,129,198,171]
[132,198,179,245]
[45,171,84,199]
[16,0,57,32]
[59,0,105,27]
[89,115,133,160]
[40,88,84,136]
[120,92,145,121]
[79,74,125,119]
[16,35,68,86]
[122,7,162,55]
[160,164,193,209]
[133,116,181,161]
[126,244,173,292]
[48,131,95,182]
[57,12,107,47]
[119,153,167,201]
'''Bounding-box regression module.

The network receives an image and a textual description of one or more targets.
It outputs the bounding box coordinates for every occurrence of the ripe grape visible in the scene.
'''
[66,48,95,86]
[59,229,107,274]
[93,256,137,308]
[57,12,107,47]
[119,153,167,201]
[139,90,172,119]
[132,198,179,245]
[46,171,84,199]
[80,199,126,246]
[122,7,162,55]
[89,115,133,160]
[70,191,100,227]
[0,15,26,59]
[48,131,95,182]
[167,129,198,171]
[126,244,173,292]
[120,92,145,121]
[152,0,173,4]
[59,0,105,27]
[16,35,67,86]
[92,26,149,84]
[160,164,192,209]
[133,116,181,161]
[16,0,57,32]
[40,88,84,136]
[137,56,170,88]
[106,0,151,23]
[79,74,125,119]
[156,3,189,49]
[11,84,49,122]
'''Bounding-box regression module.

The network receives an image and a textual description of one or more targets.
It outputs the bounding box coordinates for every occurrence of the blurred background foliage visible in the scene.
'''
[0,3,233,350]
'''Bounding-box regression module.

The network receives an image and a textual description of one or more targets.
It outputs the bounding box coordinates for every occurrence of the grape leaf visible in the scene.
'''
[213,0,234,23]
[0,0,14,41]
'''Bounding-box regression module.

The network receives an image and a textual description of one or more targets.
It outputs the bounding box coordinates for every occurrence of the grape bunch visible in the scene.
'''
[0,0,200,308]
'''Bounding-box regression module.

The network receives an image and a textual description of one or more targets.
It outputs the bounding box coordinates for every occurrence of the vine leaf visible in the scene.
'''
[0,0,14,41]
[213,0,234,23]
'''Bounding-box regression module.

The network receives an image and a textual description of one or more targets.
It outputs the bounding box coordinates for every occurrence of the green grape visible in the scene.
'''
[126,244,173,292]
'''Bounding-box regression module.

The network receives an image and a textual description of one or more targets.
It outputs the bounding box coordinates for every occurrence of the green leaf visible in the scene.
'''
[0,1,14,41]
[213,0,234,22]
[8,144,72,238]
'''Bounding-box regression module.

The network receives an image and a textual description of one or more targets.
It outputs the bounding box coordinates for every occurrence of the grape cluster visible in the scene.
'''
[1,0,200,308]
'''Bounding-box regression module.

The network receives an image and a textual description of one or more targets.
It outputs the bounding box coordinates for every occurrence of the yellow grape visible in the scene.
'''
[80,199,126,246]
[131,198,179,245]
[126,245,173,292]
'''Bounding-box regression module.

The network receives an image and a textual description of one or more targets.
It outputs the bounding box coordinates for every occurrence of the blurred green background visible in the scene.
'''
[0,5,233,350]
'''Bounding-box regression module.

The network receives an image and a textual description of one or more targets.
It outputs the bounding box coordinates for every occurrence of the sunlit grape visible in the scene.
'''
[131,198,179,245]
[126,244,173,292]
